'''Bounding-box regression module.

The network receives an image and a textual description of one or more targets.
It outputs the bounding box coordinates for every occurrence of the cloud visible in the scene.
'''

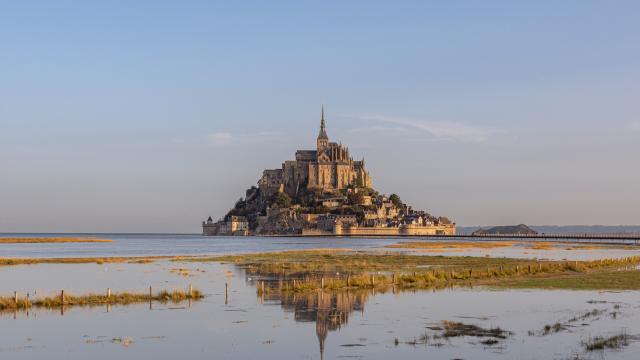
[630,122,640,132]
[207,132,233,146]
[342,113,497,143]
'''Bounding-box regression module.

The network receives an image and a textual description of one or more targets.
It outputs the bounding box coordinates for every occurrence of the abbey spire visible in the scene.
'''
[317,105,329,150]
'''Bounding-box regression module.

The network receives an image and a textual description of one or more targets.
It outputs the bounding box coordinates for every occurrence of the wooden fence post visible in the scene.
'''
[107,288,111,300]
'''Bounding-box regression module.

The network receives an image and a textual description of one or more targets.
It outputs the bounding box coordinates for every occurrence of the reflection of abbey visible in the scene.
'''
[203,108,455,236]
[259,107,371,198]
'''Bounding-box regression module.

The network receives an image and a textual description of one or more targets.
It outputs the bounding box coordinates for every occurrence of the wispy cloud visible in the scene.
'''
[207,132,233,146]
[206,131,278,147]
[343,113,498,143]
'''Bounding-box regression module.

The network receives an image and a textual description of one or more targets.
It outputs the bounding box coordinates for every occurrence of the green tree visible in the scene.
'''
[274,192,292,208]
[389,194,402,207]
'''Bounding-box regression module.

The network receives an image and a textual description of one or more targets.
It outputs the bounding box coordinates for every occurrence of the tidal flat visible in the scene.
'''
[1,234,640,359]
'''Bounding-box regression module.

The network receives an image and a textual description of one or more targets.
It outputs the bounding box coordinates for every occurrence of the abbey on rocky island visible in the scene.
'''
[259,107,372,199]
[203,108,455,236]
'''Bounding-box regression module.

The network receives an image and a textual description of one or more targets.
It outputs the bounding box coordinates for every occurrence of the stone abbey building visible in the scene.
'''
[258,107,372,198]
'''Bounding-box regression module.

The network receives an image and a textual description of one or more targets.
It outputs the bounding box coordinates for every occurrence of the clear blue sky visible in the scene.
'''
[1,1,639,232]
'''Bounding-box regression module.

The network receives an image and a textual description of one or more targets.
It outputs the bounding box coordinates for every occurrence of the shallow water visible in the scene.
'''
[2,233,639,261]
[1,259,640,359]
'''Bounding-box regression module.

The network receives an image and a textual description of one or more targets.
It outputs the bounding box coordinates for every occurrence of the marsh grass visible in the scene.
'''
[583,333,631,351]
[567,308,606,323]
[437,321,512,339]
[534,308,612,336]
[0,288,203,312]
[206,251,640,292]
[494,270,640,290]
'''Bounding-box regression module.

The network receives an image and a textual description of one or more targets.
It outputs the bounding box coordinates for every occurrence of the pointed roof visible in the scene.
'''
[318,105,328,140]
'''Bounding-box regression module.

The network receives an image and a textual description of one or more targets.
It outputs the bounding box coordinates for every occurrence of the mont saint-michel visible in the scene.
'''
[203,109,456,236]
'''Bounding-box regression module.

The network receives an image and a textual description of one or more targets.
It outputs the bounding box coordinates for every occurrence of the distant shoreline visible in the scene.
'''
[0,237,113,244]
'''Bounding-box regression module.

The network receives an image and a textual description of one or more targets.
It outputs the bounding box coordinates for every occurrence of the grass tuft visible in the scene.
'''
[583,333,631,351]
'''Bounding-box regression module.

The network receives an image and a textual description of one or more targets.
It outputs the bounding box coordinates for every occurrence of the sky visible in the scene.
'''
[1,1,639,233]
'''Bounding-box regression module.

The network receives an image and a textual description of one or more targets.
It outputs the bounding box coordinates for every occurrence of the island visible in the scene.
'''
[471,224,538,236]
[203,108,456,236]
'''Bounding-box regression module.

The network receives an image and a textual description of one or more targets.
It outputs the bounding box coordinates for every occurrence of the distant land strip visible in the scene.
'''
[0,255,196,266]
[0,237,114,244]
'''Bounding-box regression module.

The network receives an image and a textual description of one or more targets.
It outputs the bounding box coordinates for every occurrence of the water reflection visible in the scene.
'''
[284,290,367,359]
[252,275,369,359]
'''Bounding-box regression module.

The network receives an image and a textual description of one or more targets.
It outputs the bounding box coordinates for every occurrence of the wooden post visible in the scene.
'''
[60,290,65,316]
[371,275,375,286]
[26,292,30,307]
[500,265,503,272]
[528,265,532,273]
[189,284,193,297]
[149,286,152,300]
[347,275,351,287]
[107,288,111,300]
[321,277,324,289]
[469,269,472,277]
[14,291,18,304]
[392,273,396,284]
[225,283,229,304]
[516,265,519,273]
[261,281,265,295]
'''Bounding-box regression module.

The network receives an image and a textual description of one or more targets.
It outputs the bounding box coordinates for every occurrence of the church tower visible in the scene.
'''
[317,106,329,151]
